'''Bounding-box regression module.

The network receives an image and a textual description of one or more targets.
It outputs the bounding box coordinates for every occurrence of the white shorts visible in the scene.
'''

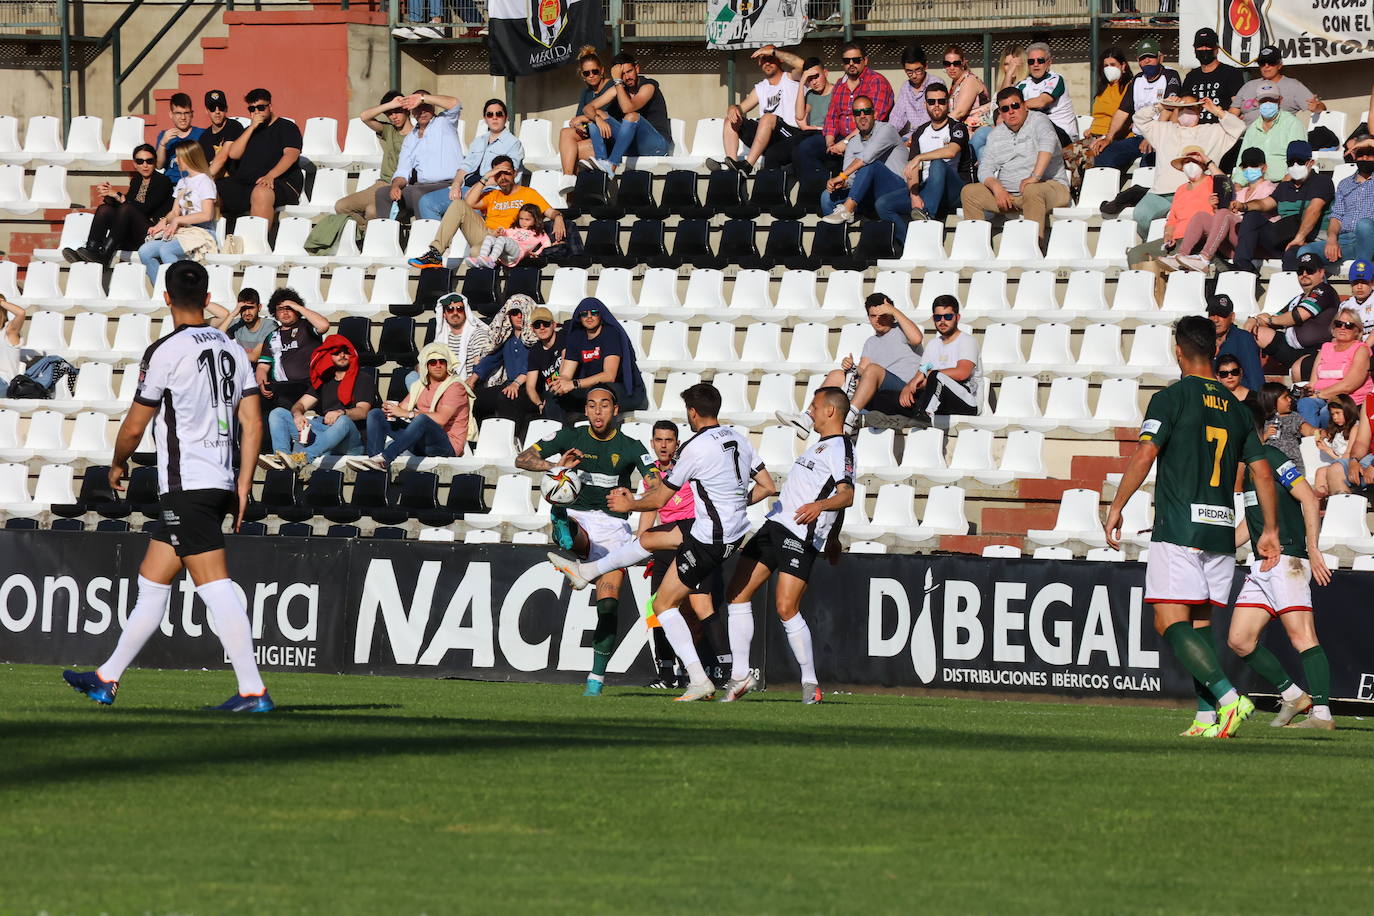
[1144,541,1236,607]
[1234,555,1313,617]
[567,508,635,562]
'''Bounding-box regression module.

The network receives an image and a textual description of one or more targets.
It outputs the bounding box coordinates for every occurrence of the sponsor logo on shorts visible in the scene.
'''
[1190,503,1234,526]
[1244,491,1259,507]
[782,536,805,552]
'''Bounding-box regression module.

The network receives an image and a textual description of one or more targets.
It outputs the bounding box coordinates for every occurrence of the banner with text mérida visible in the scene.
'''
[1181,0,1374,67]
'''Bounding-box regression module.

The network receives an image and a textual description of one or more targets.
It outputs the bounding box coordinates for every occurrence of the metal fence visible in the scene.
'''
[0,0,60,36]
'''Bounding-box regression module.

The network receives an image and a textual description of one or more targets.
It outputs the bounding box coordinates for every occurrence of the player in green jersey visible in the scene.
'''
[1105,316,1282,739]
[1225,406,1335,732]
[515,386,657,697]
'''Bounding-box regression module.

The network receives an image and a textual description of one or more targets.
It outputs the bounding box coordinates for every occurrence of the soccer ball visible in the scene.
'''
[540,467,582,506]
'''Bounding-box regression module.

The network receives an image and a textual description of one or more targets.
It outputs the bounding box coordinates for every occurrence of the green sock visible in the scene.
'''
[1240,644,1295,693]
[1300,646,1331,706]
[1192,626,1217,714]
[1163,622,1236,704]
[590,597,618,678]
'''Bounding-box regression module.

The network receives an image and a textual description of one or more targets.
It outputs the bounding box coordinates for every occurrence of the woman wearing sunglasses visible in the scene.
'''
[939,45,988,123]
[64,143,174,266]
[1295,307,1373,428]
[1215,355,1254,406]
[559,46,616,175]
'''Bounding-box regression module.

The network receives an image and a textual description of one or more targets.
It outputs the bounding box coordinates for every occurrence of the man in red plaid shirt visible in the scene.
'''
[793,42,895,213]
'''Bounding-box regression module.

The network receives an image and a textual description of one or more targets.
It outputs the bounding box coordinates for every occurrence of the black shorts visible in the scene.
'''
[651,547,725,601]
[674,527,744,590]
[218,174,303,216]
[741,519,817,580]
[149,488,235,557]
[738,116,800,148]
[1263,334,1312,371]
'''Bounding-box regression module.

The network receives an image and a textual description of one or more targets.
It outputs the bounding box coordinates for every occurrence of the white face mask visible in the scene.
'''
[1182,162,1204,180]
[1176,110,1200,127]
[1288,163,1310,181]
[1103,65,1122,83]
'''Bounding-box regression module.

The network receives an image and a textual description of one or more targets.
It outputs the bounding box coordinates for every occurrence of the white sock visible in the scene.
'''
[782,614,817,685]
[97,576,172,682]
[197,578,266,696]
[727,602,754,680]
[1215,688,1239,707]
[1312,704,1332,720]
[657,607,705,684]
[1195,711,1218,725]
[1280,683,1305,702]
[584,539,652,579]
[587,673,604,684]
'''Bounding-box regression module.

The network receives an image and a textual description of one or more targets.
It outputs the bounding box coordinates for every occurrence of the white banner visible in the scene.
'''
[706,0,804,51]
[1182,0,1374,68]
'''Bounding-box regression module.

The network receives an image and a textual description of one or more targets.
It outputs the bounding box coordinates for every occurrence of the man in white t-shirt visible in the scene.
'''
[894,294,980,424]
[1346,260,1374,339]
[1016,41,1079,144]
[0,294,27,397]
[719,44,806,175]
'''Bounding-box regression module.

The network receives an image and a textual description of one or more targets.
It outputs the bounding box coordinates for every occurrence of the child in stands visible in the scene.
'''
[464,203,550,269]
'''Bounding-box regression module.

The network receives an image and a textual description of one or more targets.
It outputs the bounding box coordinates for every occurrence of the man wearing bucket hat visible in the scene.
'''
[1237,82,1306,181]
[1091,37,1180,172]
[1128,92,1245,239]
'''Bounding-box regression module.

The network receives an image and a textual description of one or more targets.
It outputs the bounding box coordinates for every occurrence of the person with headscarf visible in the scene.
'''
[428,292,492,380]
[547,297,647,422]
[468,293,539,429]
[262,334,376,472]
[350,341,470,470]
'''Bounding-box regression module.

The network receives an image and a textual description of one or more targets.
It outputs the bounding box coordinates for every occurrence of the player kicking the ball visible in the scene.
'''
[1224,404,1335,732]
[1104,316,1281,739]
[550,383,776,701]
[719,386,854,704]
[516,385,657,697]
[62,261,273,712]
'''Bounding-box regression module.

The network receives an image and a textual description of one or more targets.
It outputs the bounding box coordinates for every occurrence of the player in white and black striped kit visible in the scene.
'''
[63,261,274,712]
[720,387,854,704]
[551,383,777,701]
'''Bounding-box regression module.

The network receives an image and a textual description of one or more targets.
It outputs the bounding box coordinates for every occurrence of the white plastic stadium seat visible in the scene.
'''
[301,117,342,160]
[1318,494,1374,552]
[32,211,95,263]
[1027,488,1104,547]
[982,545,1022,558]
[1053,167,1120,219]
[64,115,113,167]
[318,117,384,169]
[548,267,589,313]
[877,219,944,270]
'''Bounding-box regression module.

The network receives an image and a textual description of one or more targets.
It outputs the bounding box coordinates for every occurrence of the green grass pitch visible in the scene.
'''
[5,663,1374,914]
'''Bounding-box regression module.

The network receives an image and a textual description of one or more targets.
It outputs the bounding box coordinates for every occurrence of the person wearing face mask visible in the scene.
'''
[1128,93,1245,240]
[1230,45,1324,128]
[1231,140,1335,274]
[1165,147,1274,271]
[1083,48,1130,145]
[1126,146,1220,270]
[1091,38,1180,172]
[1237,83,1305,181]
[1181,29,1247,175]
[1295,138,1374,269]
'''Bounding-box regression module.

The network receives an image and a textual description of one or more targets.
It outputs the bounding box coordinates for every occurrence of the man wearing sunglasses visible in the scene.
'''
[221,88,304,227]
[960,86,1070,242]
[1243,251,1340,381]
[902,81,974,222]
[335,90,413,226]
[580,51,674,176]
[818,95,910,239]
[417,98,524,226]
[792,42,894,209]
[717,43,806,175]
[887,295,979,424]
[197,89,244,179]
[1091,38,1180,172]
[1208,293,1264,393]
[1230,140,1334,274]
[1013,42,1079,146]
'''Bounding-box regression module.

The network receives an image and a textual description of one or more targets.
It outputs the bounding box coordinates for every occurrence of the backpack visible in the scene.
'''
[4,373,51,399]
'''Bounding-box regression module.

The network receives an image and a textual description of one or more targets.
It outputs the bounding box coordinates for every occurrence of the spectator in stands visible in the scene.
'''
[391,1,446,40]
[1231,140,1334,273]
[1014,42,1078,146]
[902,81,974,221]
[1296,307,1373,428]
[351,340,470,470]
[419,97,524,225]
[221,88,303,227]
[895,295,980,424]
[469,294,539,429]
[1255,382,1307,471]
[1244,252,1340,381]
[463,201,550,269]
[0,293,26,397]
[939,45,988,124]
[65,144,172,266]
[1182,28,1245,126]
[408,155,565,269]
[378,90,463,222]
[778,293,922,437]
[818,95,909,240]
[263,334,375,471]
[1345,260,1374,335]
[1238,82,1306,181]
[154,92,205,184]
[559,47,615,176]
[888,44,931,138]
[521,305,564,418]
[198,89,245,178]
[795,57,834,135]
[547,297,647,419]
[1082,48,1131,152]
[1090,39,1179,171]
[1231,45,1324,127]
[1167,146,1274,270]
[1301,138,1374,268]
[581,51,673,176]
[960,87,1070,242]
[1312,394,1363,498]
[1127,145,1220,269]
[1208,293,1264,392]
[136,142,219,282]
[214,288,276,361]
[256,287,331,418]
[1128,94,1244,240]
[791,42,894,200]
[718,44,806,174]
[1215,355,1255,407]
[426,292,492,382]
[334,90,413,226]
